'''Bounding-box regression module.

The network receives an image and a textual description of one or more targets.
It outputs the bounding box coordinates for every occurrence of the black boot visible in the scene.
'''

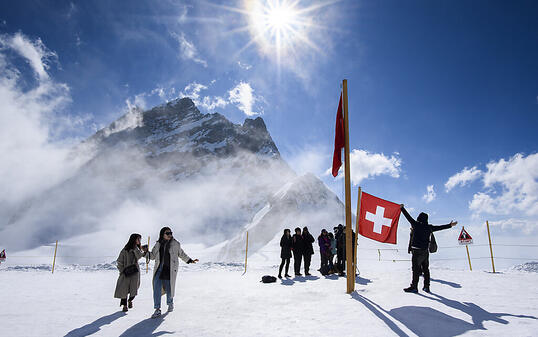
[404,286,418,293]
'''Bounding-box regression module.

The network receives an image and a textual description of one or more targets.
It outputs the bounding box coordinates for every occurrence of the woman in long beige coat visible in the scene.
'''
[149,226,198,318]
[114,233,146,312]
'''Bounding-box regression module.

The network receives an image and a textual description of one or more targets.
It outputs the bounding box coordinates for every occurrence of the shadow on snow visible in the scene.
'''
[430,278,461,288]
[119,312,174,337]
[64,311,126,337]
[352,291,537,337]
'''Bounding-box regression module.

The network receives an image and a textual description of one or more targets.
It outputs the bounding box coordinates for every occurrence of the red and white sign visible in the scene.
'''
[458,227,473,245]
[358,192,401,244]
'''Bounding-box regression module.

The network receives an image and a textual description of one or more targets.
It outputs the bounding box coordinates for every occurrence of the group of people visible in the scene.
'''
[278,206,457,294]
[278,224,355,278]
[114,226,198,319]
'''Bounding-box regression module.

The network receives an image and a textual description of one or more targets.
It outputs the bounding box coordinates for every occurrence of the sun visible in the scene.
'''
[215,0,336,70]
[247,0,305,55]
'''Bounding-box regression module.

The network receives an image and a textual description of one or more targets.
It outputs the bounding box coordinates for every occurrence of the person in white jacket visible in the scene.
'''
[148,226,198,318]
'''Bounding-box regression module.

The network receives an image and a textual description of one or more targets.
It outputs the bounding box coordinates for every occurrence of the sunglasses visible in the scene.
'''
[165,232,173,235]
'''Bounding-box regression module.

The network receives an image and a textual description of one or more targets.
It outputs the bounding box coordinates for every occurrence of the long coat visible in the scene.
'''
[149,239,191,298]
[280,235,292,259]
[302,232,315,256]
[114,248,144,299]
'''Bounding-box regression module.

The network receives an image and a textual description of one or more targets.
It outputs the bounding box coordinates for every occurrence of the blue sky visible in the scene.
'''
[1,0,537,245]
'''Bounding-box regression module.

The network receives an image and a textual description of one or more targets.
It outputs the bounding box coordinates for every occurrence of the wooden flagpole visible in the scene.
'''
[354,186,362,275]
[244,231,249,274]
[465,245,472,271]
[486,221,496,273]
[52,240,58,274]
[343,79,354,294]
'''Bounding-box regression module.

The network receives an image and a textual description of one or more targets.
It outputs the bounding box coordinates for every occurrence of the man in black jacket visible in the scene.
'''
[335,224,345,275]
[400,204,457,293]
[291,227,305,276]
[302,226,315,276]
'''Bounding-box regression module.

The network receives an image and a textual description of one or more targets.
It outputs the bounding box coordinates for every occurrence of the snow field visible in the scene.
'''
[1,262,537,337]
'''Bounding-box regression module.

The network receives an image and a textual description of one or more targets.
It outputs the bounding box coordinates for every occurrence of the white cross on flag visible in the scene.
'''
[358,192,401,244]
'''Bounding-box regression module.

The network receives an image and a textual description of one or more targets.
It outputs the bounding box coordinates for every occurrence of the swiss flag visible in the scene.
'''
[331,93,344,177]
[358,192,401,244]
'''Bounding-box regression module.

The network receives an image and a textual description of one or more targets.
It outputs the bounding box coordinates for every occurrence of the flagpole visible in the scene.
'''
[354,186,362,275]
[343,79,354,294]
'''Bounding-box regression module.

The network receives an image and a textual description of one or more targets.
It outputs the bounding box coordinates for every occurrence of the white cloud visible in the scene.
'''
[228,81,260,116]
[172,32,207,67]
[422,185,436,203]
[180,82,208,100]
[330,149,401,185]
[285,145,329,177]
[0,32,57,80]
[237,61,252,70]
[0,32,86,210]
[179,81,228,111]
[445,166,483,192]
[469,153,538,217]
[487,218,538,234]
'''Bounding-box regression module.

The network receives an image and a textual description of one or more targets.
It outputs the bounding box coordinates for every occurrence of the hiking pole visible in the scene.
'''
[146,236,150,274]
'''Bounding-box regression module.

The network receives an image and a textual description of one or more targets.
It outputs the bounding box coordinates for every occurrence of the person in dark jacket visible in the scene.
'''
[291,227,304,276]
[318,229,331,273]
[335,224,344,275]
[302,226,315,276]
[278,229,292,278]
[401,205,457,293]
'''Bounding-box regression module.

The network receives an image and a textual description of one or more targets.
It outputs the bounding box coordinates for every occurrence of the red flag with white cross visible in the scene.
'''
[358,192,401,244]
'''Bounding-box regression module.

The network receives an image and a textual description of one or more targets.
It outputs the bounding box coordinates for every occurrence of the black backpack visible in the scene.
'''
[429,232,438,253]
[261,275,277,283]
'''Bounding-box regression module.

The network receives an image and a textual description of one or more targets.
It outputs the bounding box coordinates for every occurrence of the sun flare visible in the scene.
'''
[217,0,336,69]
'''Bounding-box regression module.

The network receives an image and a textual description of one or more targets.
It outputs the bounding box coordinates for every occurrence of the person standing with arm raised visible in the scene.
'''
[148,226,198,318]
[400,205,457,293]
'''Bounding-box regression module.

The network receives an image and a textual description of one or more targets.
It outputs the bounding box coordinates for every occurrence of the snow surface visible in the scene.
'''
[1,258,537,337]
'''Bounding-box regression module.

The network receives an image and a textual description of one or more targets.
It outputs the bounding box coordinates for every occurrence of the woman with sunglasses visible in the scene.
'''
[148,226,198,318]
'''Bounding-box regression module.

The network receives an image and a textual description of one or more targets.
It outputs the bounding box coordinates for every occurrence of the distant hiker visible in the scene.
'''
[302,226,315,276]
[148,226,198,318]
[328,232,336,272]
[278,229,292,278]
[114,233,147,312]
[335,224,345,275]
[400,205,457,293]
[291,227,304,276]
[318,229,331,274]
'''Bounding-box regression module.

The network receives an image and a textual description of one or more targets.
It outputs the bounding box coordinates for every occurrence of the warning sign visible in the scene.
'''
[458,227,473,245]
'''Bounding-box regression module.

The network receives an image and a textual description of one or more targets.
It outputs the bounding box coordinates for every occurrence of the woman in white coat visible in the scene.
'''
[149,226,198,318]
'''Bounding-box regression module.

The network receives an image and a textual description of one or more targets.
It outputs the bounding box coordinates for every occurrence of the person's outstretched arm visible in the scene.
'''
[177,242,198,264]
[400,205,416,225]
[432,220,458,232]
